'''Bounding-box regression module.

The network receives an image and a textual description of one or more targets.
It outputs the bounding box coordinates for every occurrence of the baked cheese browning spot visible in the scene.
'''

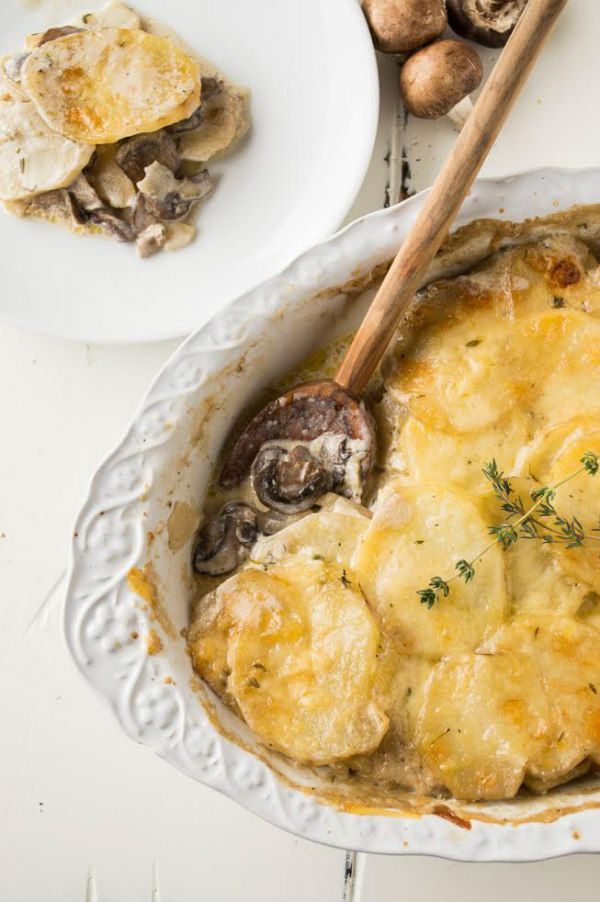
[356,481,508,659]
[22,28,200,145]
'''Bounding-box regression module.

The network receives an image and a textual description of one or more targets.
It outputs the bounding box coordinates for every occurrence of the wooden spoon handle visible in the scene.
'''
[335,0,568,396]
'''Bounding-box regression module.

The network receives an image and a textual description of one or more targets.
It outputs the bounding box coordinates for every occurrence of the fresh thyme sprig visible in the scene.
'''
[417,451,600,609]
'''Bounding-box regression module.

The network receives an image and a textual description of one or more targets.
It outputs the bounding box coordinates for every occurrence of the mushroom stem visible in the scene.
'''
[447,94,475,129]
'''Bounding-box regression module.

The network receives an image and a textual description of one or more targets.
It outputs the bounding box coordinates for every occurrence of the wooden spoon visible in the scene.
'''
[220,0,567,491]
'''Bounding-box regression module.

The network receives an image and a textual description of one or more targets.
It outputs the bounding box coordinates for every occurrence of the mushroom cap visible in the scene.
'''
[116,131,180,184]
[400,39,483,119]
[447,0,527,48]
[251,445,335,515]
[193,502,259,576]
[362,0,447,54]
[137,163,212,221]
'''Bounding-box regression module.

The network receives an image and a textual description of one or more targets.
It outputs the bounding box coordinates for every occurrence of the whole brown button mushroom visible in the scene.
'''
[362,0,447,54]
[400,39,483,126]
[447,0,527,48]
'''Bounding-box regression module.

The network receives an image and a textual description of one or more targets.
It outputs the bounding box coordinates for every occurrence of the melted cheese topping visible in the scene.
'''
[190,233,600,801]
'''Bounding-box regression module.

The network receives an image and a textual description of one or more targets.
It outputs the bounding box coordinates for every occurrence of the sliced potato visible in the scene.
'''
[505,529,591,618]
[0,98,94,201]
[228,565,388,764]
[475,476,592,618]
[415,650,553,801]
[387,311,534,435]
[415,614,600,800]
[356,481,508,658]
[188,579,242,710]
[519,418,600,592]
[22,28,200,145]
[250,507,370,572]
[531,312,600,428]
[484,615,600,782]
[344,655,438,793]
[190,565,388,765]
[519,416,600,478]
[387,308,600,437]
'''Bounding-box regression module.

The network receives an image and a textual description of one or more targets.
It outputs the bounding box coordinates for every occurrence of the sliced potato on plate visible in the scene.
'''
[22,28,200,145]
[0,98,94,201]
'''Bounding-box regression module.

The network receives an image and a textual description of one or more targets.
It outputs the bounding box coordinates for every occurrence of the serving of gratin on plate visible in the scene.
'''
[0,0,249,257]
[189,207,600,805]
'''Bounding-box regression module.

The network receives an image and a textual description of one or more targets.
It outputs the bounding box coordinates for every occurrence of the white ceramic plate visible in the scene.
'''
[1,0,377,343]
[65,168,600,858]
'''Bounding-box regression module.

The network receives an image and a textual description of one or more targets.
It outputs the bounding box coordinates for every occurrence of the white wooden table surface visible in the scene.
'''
[2,2,600,898]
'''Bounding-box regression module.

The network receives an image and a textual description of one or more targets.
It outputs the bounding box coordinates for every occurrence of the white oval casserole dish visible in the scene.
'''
[65,167,600,859]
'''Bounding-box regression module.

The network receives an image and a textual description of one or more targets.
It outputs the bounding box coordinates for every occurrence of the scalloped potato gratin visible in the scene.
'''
[0,1,249,257]
[188,214,600,803]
